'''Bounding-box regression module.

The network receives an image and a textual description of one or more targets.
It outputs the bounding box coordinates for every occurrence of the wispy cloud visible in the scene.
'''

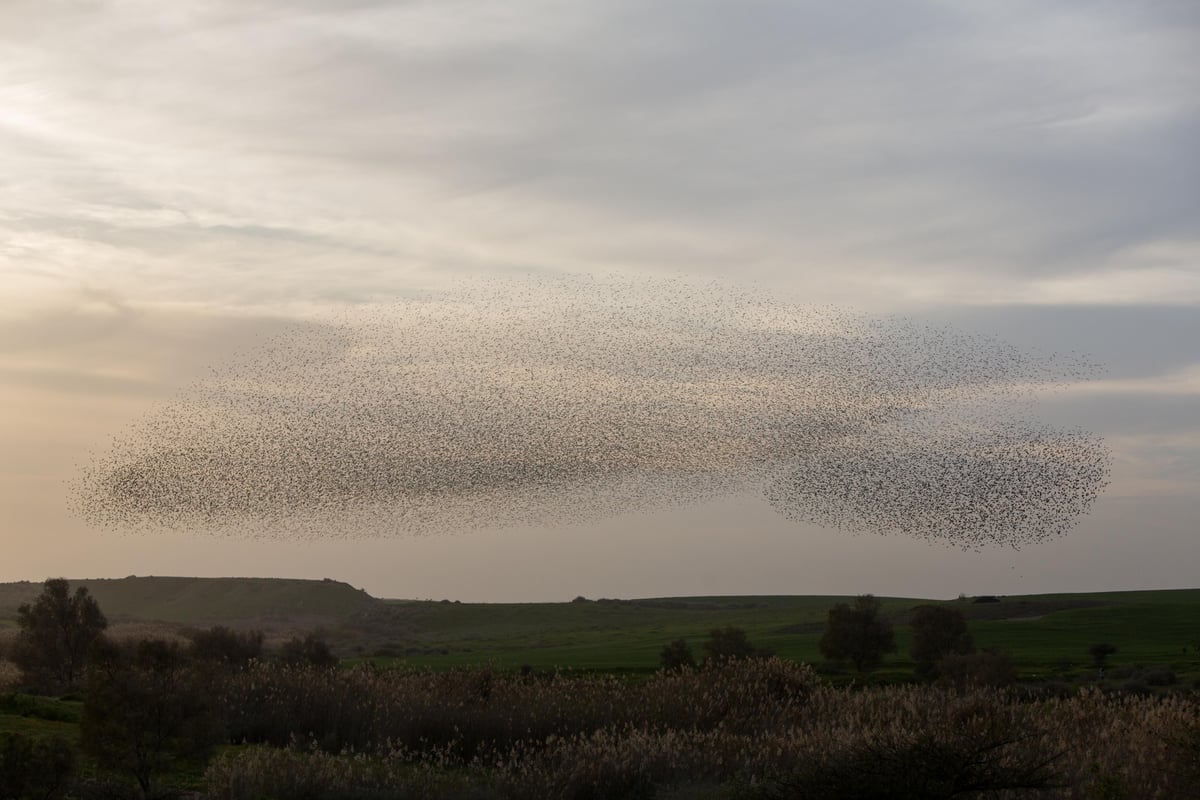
[1,0,1195,308]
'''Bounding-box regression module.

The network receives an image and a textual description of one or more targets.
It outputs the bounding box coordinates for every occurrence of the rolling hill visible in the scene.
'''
[2,578,1197,681]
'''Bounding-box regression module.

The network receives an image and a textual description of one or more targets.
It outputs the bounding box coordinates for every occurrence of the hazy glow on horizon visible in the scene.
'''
[0,1,1196,600]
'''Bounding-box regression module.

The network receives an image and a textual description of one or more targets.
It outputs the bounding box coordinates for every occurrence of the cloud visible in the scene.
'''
[0,0,1195,308]
[1069,365,1200,397]
[0,292,318,399]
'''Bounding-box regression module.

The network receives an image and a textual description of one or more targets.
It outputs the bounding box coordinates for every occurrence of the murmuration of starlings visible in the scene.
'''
[72,275,1111,547]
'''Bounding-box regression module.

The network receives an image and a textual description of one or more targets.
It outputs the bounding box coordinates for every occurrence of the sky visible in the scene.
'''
[1,0,1197,601]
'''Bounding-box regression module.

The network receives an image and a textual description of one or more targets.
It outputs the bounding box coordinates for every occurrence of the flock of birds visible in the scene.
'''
[73,276,1111,548]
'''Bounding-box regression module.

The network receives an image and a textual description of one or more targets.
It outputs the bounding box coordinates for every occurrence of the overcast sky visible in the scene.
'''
[2,0,1197,601]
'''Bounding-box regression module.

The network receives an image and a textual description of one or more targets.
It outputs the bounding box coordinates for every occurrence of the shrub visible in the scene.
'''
[201,661,1200,798]
[818,595,895,673]
[82,637,223,798]
[188,626,264,669]
[909,605,973,676]
[221,658,817,759]
[659,638,695,672]
[0,733,76,800]
[812,660,847,677]
[0,661,20,693]
[736,729,1062,800]
[1143,667,1177,686]
[1089,642,1118,669]
[703,627,768,663]
[1165,717,1200,791]
[278,633,339,668]
[204,745,498,800]
[0,692,80,722]
[936,650,1016,690]
[499,728,722,799]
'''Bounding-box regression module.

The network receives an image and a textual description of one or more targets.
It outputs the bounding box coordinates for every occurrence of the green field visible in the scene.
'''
[2,578,1198,680]
[363,589,1200,680]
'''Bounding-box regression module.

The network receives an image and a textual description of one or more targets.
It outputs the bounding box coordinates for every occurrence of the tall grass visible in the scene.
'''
[221,657,814,759]
[0,660,20,693]
[208,659,1200,798]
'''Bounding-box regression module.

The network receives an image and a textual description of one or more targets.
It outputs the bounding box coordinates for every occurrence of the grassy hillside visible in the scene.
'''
[0,576,379,625]
[2,578,1197,682]
[362,589,1200,680]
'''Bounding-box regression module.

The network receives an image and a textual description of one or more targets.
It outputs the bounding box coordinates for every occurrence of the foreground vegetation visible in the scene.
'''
[2,579,1199,798]
[6,660,1199,798]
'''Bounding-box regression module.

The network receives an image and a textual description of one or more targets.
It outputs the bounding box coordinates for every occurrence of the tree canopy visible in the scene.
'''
[659,638,696,671]
[703,626,770,664]
[910,605,974,674]
[12,578,107,692]
[818,594,896,673]
[82,637,221,798]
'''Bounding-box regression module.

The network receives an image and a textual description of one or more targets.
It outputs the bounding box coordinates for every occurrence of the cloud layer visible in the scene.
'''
[2,1,1197,308]
[1,2,1194,599]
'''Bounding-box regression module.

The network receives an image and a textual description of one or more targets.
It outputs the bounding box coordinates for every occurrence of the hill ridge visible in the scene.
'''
[0,575,380,624]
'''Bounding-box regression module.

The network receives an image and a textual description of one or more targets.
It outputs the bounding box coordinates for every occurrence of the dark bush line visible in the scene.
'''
[221,657,815,760]
[0,733,76,800]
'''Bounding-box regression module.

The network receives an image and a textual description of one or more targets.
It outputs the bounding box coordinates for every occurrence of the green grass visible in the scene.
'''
[3,578,1198,681]
[358,595,880,670]
[971,591,1200,674]
[358,590,1200,680]
[0,694,82,742]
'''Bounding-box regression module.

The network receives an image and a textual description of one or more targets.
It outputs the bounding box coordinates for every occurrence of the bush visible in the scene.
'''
[1143,667,1177,687]
[198,664,1200,798]
[221,658,817,759]
[0,660,20,693]
[909,605,973,676]
[499,728,714,799]
[1089,643,1118,669]
[188,626,264,669]
[702,627,768,664]
[0,692,80,722]
[818,595,896,673]
[278,633,339,668]
[204,746,499,800]
[659,638,695,672]
[0,733,76,800]
[936,650,1016,690]
[82,637,223,798]
[1019,681,1074,700]
[737,729,1062,800]
[1165,718,1200,790]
